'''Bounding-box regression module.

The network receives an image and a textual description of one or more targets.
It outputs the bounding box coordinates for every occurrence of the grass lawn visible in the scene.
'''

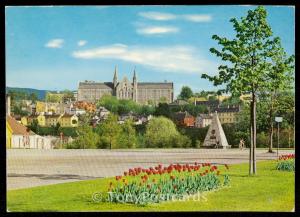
[7,160,294,212]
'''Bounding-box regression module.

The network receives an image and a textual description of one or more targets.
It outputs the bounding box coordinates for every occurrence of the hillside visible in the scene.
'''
[6,87,49,100]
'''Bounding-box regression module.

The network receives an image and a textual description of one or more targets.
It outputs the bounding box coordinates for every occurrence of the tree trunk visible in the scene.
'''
[253,94,257,174]
[249,97,254,175]
[288,126,291,148]
[268,99,274,153]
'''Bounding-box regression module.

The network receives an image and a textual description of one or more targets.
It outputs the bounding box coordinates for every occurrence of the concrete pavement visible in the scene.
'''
[7,148,294,190]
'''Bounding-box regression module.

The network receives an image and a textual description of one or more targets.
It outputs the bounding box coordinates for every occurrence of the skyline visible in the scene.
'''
[6,6,295,97]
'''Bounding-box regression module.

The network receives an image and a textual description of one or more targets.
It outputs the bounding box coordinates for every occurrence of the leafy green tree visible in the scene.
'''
[61,89,75,102]
[29,93,38,103]
[221,96,243,106]
[154,103,171,118]
[201,6,289,174]
[97,95,119,113]
[117,119,137,148]
[208,95,217,101]
[96,114,121,149]
[12,104,29,116]
[260,38,294,152]
[178,86,193,100]
[73,124,100,149]
[117,99,139,115]
[136,105,155,116]
[45,92,63,103]
[28,119,40,134]
[145,116,180,148]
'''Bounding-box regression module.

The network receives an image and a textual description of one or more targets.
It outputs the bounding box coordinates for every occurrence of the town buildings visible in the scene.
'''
[77,67,174,105]
[195,114,213,128]
[21,113,79,127]
[6,115,53,149]
[211,106,240,124]
[173,111,195,127]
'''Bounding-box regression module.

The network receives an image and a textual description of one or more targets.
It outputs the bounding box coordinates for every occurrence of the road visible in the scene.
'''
[7,148,294,190]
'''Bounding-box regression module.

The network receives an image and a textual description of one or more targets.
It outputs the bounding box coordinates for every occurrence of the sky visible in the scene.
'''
[5,5,295,97]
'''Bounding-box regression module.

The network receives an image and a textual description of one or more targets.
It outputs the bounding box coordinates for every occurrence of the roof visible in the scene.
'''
[6,115,35,135]
[212,106,240,113]
[137,82,173,89]
[44,114,62,118]
[173,111,194,121]
[61,113,76,118]
[195,100,220,107]
[197,114,213,119]
[78,82,114,89]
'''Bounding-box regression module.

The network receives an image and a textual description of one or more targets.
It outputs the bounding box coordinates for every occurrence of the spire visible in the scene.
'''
[113,65,118,89]
[133,66,137,80]
[113,65,118,80]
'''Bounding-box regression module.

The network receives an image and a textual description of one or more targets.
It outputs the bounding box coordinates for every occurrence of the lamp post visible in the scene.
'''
[275,117,282,161]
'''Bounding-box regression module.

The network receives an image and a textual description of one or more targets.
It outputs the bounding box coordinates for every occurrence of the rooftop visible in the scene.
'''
[6,115,35,135]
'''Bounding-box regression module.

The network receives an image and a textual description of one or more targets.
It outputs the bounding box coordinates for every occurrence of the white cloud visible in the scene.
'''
[45,39,64,48]
[138,11,176,21]
[136,26,179,35]
[138,11,212,23]
[77,40,87,47]
[72,44,218,75]
[182,14,212,22]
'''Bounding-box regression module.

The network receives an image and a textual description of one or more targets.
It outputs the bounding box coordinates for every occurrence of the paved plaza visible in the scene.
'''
[7,148,294,190]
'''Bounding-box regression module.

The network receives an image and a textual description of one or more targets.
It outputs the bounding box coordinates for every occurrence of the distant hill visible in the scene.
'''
[6,87,49,100]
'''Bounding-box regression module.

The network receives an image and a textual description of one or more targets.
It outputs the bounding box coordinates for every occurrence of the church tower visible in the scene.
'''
[113,66,118,95]
[133,67,138,102]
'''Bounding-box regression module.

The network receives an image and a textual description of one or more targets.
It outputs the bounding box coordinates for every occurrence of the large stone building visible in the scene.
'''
[77,67,174,104]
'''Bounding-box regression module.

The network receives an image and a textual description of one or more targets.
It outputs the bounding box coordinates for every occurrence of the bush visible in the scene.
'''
[145,116,180,148]
[256,132,268,148]
[178,127,208,148]
[171,134,192,148]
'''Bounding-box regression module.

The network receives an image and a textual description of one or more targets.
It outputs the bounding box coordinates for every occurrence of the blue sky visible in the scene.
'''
[5,6,295,97]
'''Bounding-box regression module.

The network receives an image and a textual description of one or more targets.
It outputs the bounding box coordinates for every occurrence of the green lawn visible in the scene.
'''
[7,160,294,212]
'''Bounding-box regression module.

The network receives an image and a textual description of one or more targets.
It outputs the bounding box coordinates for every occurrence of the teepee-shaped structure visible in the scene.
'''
[203,111,229,149]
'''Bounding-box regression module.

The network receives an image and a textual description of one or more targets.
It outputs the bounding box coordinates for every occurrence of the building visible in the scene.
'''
[195,99,220,109]
[6,115,52,149]
[59,113,79,127]
[195,114,213,128]
[211,105,240,124]
[173,111,195,127]
[77,67,174,105]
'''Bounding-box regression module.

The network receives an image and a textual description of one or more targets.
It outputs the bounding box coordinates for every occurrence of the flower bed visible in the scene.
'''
[106,162,230,205]
[277,154,295,172]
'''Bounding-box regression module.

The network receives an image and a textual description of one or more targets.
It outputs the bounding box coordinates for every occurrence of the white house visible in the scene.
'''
[195,114,213,128]
[6,115,53,149]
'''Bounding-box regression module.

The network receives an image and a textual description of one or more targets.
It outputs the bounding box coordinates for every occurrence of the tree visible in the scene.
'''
[61,89,75,102]
[97,95,119,113]
[178,86,193,100]
[117,119,137,148]
[154,103,171,118]
[73,124,100,149]
[29,93,38,103]
[28,119,40,134]
[96,114,121,149]
[261,38,294,152]
[201,6,289,174]
[221,96,243,107]
[144,116,180,148]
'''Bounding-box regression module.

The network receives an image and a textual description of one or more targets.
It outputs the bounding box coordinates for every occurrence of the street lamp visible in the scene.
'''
[275,117,282,161]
